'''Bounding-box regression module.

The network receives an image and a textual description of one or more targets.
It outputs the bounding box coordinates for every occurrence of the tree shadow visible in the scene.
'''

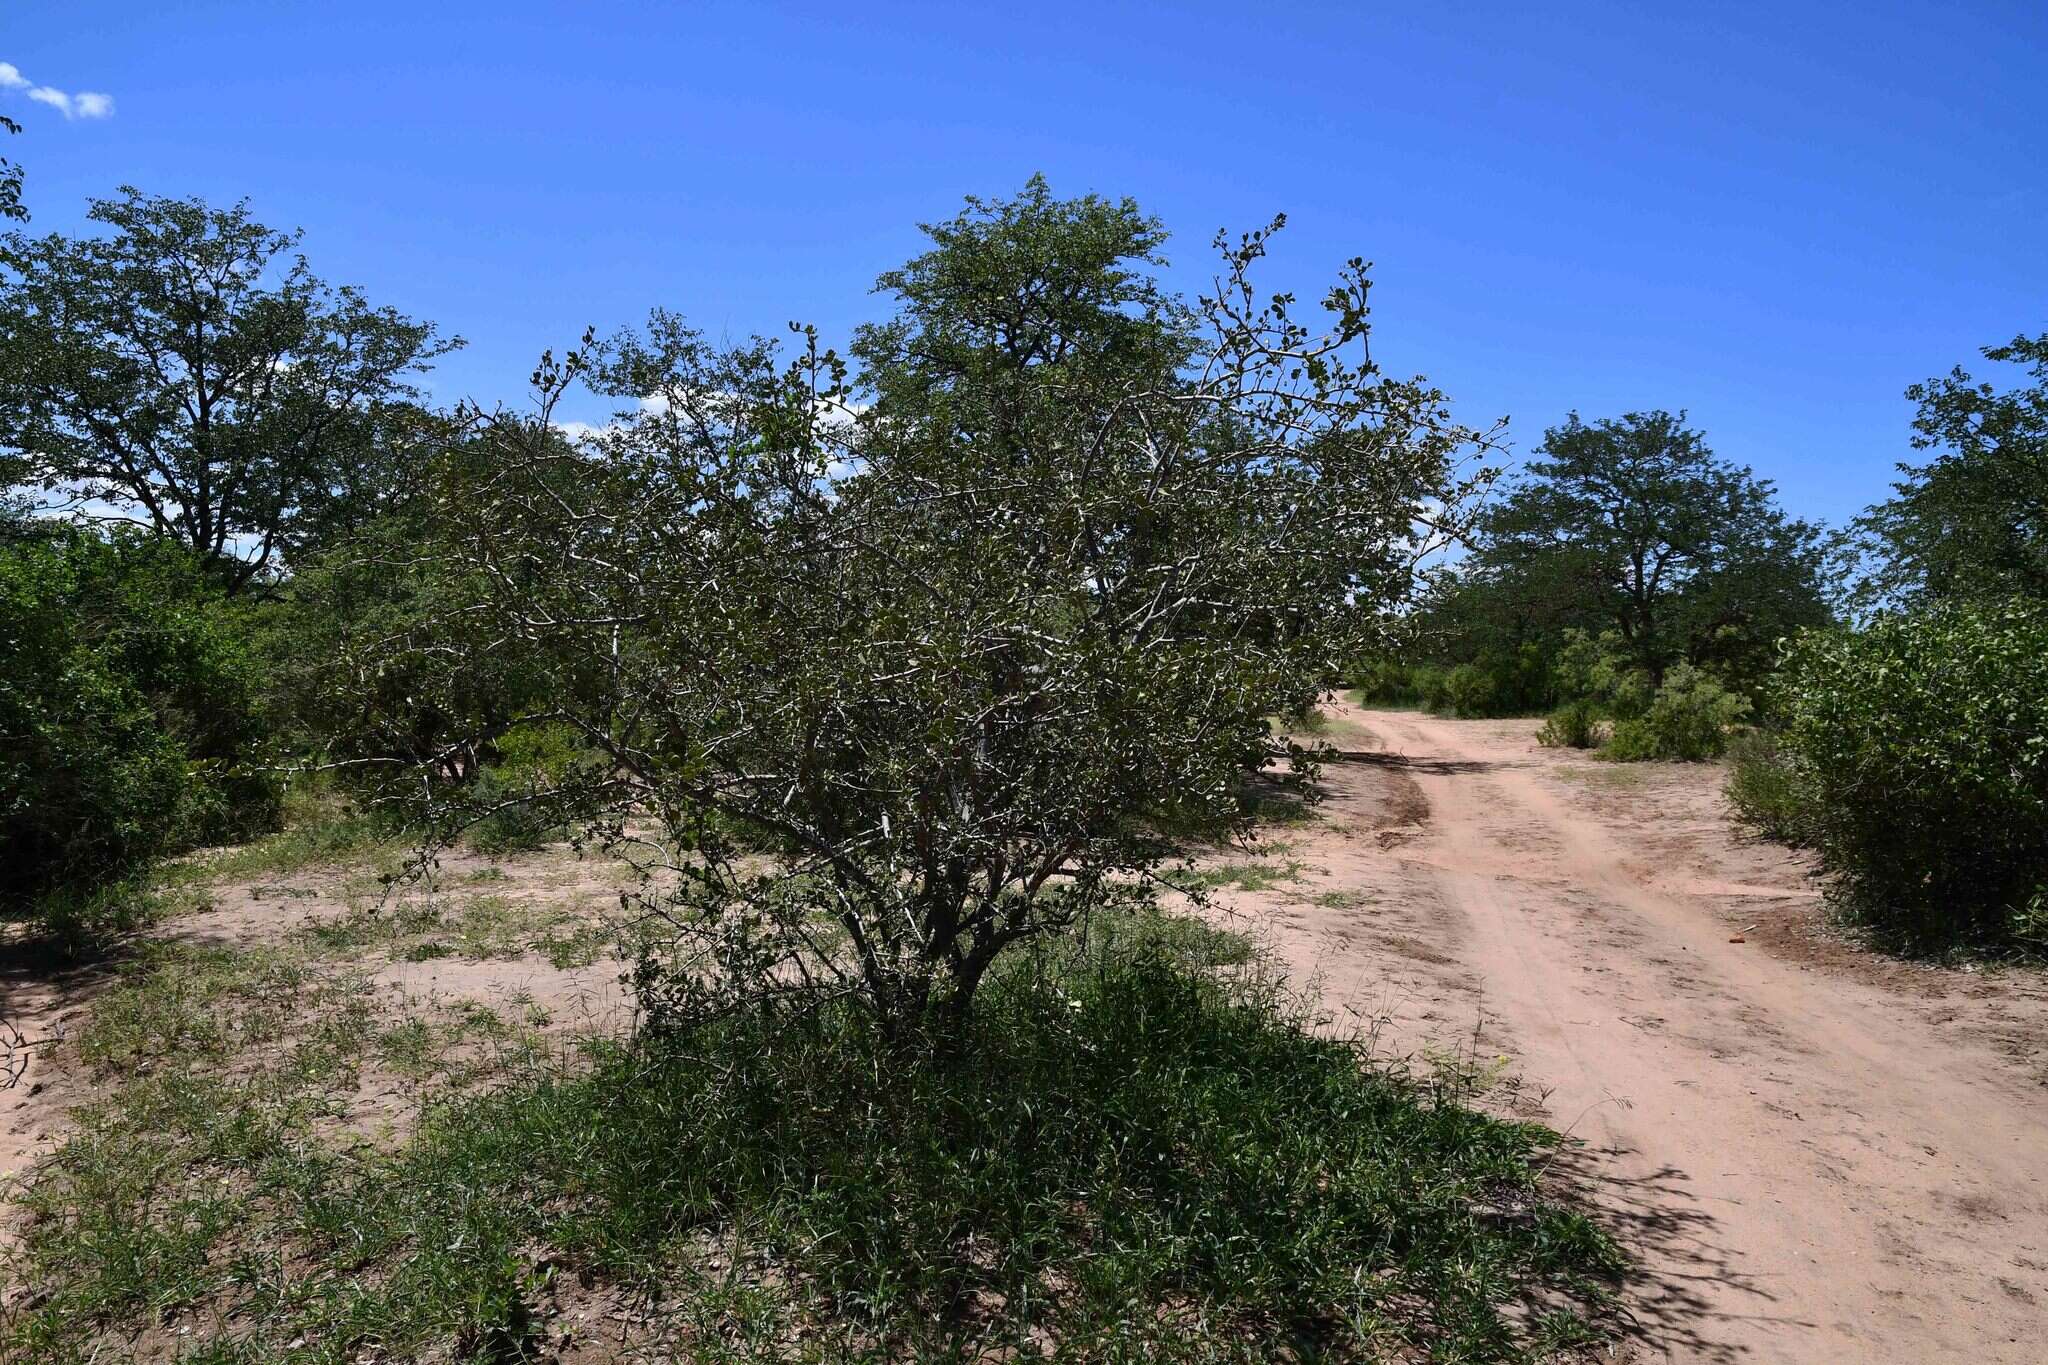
[0,929,131,1092]
[0,933,123,1014]
[1548,1142,1818,1362]
[1323,748,1500,777]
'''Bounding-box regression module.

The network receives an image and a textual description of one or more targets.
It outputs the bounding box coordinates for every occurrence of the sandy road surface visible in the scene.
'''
[1233,701,2048,1361]
[7,707,2045,1359]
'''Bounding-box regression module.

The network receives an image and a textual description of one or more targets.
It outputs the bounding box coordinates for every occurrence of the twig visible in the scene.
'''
[2,1014,59,1090]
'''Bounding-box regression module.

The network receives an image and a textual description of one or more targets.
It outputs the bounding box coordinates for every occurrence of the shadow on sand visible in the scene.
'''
[1549,1141,1817,1362]
[1323,747,1504,778]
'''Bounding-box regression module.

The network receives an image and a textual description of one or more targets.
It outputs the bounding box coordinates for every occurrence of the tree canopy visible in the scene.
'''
[1861,333,2048,606]
[0,189,457,590]
[1440,410,1836,685]
[0,115,23,224]
[374,179,1495,1033]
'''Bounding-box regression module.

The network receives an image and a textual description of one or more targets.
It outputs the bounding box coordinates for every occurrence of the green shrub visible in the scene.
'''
[1440,662,1498,717]
[1723,729,1817,846]
[25,880,168,955]
[0,531,278,926]
[1551,628,1652,717]
[1537,698,1601,749]
[465,722,583,853]
[1601,664,1749,762]
[1350,656,1420,705]
[1394,645,1554,720]
[1595,720,1652,760]
[1414,663,1452,713]
[1777,602,2048,951]
[1493,640,1557,714]
[3,935,1621,1361]
[1423,644,1552,718]
[260,504,554,795]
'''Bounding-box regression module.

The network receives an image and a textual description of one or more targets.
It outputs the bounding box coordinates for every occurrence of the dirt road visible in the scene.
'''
[1228,702,2048,1363]
[7,705,2044,1358]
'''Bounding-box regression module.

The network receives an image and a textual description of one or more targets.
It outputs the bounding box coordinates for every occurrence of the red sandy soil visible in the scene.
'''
[7,706,2045,1362]
[0,848,639,1232]
[1211,700,2048,1363]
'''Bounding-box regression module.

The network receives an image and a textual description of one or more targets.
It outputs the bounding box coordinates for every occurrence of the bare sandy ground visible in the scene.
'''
[0,848,639,1224]
[1219,701,2048,1363]
[8,710,2047,1360]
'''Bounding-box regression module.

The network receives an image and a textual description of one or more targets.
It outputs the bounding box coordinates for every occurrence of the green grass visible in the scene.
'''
[295,889,614,968]
[168,779,405,886]
[4,879,189,957]
[0,936,544,1365]
[3,903,1621,1363]
[1169,856,1308,895]
[1081,897,1258,968]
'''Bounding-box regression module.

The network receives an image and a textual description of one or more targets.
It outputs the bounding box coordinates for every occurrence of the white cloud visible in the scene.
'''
[813,394,867,430]
[1,60,114,119]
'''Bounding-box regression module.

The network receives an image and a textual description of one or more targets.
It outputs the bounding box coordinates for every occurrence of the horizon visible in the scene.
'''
[6,1,2044,528]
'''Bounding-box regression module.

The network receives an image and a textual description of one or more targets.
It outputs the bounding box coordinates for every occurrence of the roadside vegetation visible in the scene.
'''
[2,125,2039,1361]
[1353,407,1840,756]
[2,888,1621,1363]
[1353,331,2048,956]
[1722,337,2048,956]
[0,527,282,948]
[1749,600,2048,952]
[3,171,1627,1360]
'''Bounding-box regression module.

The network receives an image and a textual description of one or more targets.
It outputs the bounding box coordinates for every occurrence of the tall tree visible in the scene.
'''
[0,118,21,518]
[1458,410,1835,684]
[0,189,458,590]
[0,115,24,223]
[1862,333,2048,605]
[390,181,1495,1034]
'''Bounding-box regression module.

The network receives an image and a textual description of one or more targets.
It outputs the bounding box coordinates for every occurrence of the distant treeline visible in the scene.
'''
[1350,342,2048,952]
[3,179,2043,967]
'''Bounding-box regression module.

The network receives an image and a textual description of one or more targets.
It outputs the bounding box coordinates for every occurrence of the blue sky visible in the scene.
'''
[6,1,2044,526]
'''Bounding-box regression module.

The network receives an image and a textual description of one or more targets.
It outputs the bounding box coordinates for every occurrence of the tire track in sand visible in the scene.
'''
[1302,703,2047,1363]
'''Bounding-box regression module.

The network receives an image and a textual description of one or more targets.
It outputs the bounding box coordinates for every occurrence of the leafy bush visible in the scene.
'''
[1415,663,1452,713]
[1537,698,1601,749]
[3,933,1623,1361]
[0,531,278,927]
[1551,628,1652,717]
[1418,644,1552,719]
[384,183,1499,1037]
[1602,664,1749,762]
[1350,656,1423,706]
[22,880,167,955]
[1440,662,1499,717]
[465,722,584,854]
[1723,729,1817,846]
[260,506,550,793]
[1363,643,1556,720]
[1777,603,2048,950]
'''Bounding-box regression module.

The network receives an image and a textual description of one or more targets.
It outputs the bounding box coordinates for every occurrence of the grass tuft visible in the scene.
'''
[1170,856,1308,896]
[3,909,1620,1363]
